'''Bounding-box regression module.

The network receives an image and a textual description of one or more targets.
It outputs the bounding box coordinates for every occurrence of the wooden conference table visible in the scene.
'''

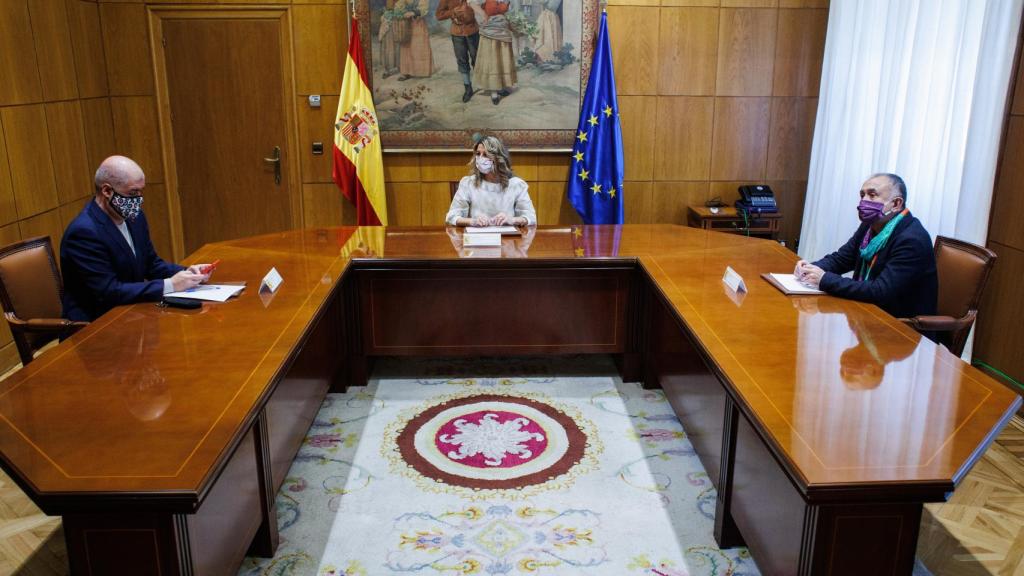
[0,225,1018,575]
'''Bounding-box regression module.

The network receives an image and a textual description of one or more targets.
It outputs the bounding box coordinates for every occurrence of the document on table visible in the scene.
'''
[762,273,826,295]
[464,226,521,235]
[165,283,246,302]
[462,233,502,247]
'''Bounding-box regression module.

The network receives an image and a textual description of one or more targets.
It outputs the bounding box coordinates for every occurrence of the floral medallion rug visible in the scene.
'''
[239,356,761,576]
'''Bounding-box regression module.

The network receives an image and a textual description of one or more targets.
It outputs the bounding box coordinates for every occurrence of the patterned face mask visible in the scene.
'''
[110,191,143,222]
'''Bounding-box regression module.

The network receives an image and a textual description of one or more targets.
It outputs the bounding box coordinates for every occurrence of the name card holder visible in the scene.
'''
[722,266,747,293]
[260,267,283,293]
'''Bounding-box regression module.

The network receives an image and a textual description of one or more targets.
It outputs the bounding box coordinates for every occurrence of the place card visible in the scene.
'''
[260,267,283,293]
[722,266,747,293]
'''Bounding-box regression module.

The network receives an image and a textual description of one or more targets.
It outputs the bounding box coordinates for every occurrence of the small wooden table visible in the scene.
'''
[688,205,781,239]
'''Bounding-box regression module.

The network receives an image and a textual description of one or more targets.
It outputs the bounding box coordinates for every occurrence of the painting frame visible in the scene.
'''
[354,0,600,150]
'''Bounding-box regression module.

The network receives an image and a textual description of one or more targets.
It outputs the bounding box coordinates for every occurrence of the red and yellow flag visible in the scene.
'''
[333,18,387,225]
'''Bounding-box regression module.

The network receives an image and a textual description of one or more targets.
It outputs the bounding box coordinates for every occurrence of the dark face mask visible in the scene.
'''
[109,191,143,222]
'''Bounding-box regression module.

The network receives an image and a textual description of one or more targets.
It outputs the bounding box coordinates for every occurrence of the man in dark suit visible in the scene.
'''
[61,156,210,322]
[794,173,937,320]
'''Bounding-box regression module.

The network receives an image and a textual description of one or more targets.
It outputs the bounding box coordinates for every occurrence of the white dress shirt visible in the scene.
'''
[445,176,537,226]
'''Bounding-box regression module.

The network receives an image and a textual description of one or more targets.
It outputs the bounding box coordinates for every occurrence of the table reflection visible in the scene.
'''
[446,226,536,258]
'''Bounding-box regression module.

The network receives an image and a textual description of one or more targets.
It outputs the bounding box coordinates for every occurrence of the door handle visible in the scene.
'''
[263,146,281,185]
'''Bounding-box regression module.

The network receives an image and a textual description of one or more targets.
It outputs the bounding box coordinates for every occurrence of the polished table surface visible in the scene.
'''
[0,225,1018,507]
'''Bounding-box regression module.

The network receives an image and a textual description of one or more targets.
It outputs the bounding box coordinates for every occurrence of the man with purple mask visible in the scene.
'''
[794,173,937,321]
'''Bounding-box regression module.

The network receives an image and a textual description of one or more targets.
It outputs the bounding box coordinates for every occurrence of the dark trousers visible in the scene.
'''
[451,33,479,84]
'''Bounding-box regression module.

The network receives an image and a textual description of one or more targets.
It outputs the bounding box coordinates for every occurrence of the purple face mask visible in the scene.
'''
[857,199,887,224]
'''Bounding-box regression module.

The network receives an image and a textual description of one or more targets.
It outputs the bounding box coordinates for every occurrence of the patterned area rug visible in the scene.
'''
[238,356,761,576]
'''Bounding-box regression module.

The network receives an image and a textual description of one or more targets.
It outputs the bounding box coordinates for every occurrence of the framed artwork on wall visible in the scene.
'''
[354,0,599,149]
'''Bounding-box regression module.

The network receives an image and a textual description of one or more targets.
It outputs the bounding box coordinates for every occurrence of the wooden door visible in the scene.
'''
[162,16,292,255]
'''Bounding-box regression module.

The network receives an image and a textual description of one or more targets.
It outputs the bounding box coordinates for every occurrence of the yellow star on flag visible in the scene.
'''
[591,183,602,195]
[573,151,584,162]
[588,115,599,127]
[609,187,616,198]
[604,105,613,117]
[573,227,583,238]
[574,247,585,257]
[578,168,589,181]
[577,131,588,143]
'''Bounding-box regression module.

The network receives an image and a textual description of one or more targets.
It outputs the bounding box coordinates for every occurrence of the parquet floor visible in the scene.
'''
[0,365,1021,575]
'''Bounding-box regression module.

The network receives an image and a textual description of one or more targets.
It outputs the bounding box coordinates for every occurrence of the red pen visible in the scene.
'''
[201,259,221,274]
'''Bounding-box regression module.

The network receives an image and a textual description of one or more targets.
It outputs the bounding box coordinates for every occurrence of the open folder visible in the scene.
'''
[761,273,825,295]
[164,283,246,302]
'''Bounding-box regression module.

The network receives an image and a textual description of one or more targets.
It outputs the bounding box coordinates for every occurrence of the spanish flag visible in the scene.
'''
[333,18,387,225]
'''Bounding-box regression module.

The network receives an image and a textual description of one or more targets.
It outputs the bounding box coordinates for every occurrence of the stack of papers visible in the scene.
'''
[165,284,246,302]
[464,226,521,235]
[762,273,825,295]
[462,233,502,247]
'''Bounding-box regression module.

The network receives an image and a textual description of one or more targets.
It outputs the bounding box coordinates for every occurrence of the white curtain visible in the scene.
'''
[800,0,1023,260]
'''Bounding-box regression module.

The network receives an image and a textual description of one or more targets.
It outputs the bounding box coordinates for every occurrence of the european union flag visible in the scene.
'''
[568,11,624,225]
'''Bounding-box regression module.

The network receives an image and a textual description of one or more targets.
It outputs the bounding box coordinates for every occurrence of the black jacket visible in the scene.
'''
[61,200,184,322]
[813,213,937,319]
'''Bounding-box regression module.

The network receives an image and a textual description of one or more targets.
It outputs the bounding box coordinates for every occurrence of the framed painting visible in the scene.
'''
[354,0,600,149]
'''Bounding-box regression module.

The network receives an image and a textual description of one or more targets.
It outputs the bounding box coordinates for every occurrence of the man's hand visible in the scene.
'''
[794,259,809,277]
[170,270,206,292]
[490,212,509,226]
[472,215,490,227]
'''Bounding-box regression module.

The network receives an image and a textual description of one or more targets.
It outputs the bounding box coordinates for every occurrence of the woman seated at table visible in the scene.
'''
[445,135,537,226]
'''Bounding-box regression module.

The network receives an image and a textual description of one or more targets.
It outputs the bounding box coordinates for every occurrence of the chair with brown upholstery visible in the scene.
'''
[0,236,88,366]
[900,236,997,356]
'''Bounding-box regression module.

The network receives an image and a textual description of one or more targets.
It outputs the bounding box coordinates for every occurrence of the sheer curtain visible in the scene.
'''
[800,0,1022,260]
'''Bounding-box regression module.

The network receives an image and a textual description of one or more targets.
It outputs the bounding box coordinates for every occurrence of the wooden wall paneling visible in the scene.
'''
[28,0,79,102]
[142,182,172,258]
[722,0,778,7]
[975,242,1024,382]
[653,181,709,224]
[59,200,86,232]
[773,8,827,97]
[537,154,570,182]
[302,183,352,228]
[606,6,659,95]
[385,182,422,225]
[0,0,43,106]
[512,153,538,182]
[383,154,421,182]
[297,95,339,183]
[623,181,652,224]
[1,106,59,219]
[1013,48,1024,116]
[111,96,164,183]
[99,3,155,96]
[420,153,470,182]
[988,116,1024,252]
[292,0,345,4]
[653,96,714,180]
[619,95,657,181]
[18,209,64,261]
[708,180,748,204]
[766,97,816,180]
[292,5,345,95]
[80,97,117,173]
[45,101,93,205]
[0,223,20,353]
[660,0,719,5]
[715,8,777,96]
[421,181,451,226]
[66,0,109,98]
[710,96,771,180]
[0,121,17,226]
[779,0,828,7]
[535,181,578,225]
[657,8,719,96]
[767,179,805,248]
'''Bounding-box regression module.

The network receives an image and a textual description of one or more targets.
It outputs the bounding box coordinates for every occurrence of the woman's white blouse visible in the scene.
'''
[444,176,537,225]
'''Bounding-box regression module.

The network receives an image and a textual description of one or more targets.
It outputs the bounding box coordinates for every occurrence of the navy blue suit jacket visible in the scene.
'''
[813,213,937,319]
[61,201,184,322]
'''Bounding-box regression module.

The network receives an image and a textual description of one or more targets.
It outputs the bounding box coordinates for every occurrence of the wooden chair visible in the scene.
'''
[0,236,88,365]
[900,236,997,356]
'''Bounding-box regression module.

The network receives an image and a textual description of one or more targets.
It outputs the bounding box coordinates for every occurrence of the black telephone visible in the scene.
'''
[736,184,778,214]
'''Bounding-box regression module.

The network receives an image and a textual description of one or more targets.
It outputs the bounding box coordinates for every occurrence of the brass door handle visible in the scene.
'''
[263,146,281,185]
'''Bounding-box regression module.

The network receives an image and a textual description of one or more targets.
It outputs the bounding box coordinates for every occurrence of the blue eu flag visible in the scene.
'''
[568,11,624,225]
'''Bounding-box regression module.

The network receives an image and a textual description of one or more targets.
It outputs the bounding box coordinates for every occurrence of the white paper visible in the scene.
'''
[261,267,283,293]
[722,266,747,293]
[165,284,245,302]
[463,233,502,247]
[463,226,520,235]
[767,273,825,295]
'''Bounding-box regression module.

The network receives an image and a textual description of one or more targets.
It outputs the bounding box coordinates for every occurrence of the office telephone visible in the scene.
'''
[736,185,778,214]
